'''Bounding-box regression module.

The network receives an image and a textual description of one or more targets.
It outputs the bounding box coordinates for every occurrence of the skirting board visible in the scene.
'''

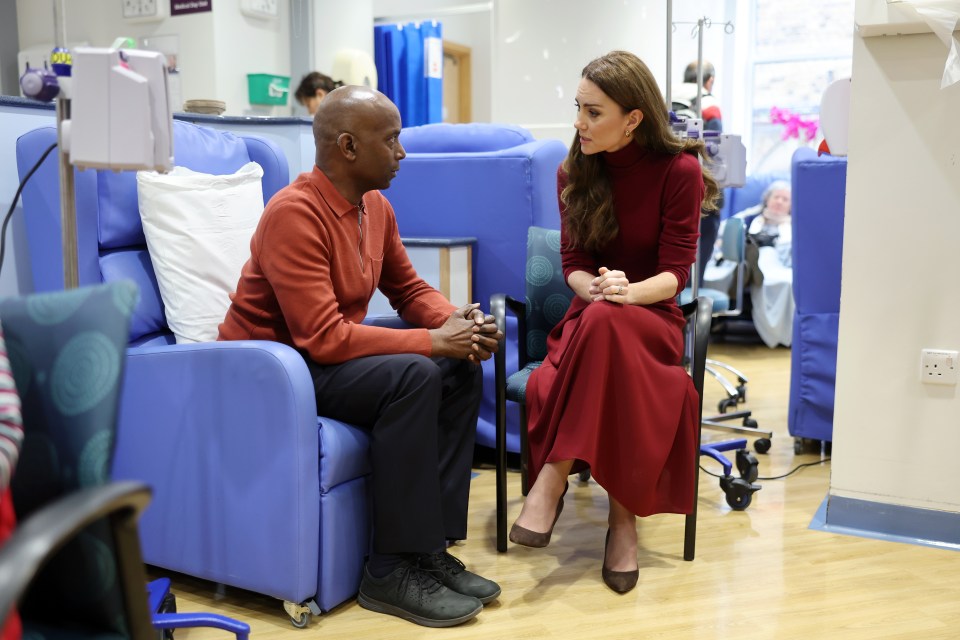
[809,494,960,551]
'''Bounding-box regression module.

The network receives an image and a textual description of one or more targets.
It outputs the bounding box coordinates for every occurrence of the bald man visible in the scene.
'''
[219,86,502,627]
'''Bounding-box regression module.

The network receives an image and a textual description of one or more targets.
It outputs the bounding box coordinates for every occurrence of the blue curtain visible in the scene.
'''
[374,21,443,127]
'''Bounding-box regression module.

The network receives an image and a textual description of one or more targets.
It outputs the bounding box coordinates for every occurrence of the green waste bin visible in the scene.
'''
[247,73,290,105]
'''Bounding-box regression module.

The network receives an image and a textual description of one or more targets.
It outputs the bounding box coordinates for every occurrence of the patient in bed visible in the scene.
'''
[735,181,793,348]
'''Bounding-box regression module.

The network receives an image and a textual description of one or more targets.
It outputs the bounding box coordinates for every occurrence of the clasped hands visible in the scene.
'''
[431,303,503,364]
[590,266,630,304]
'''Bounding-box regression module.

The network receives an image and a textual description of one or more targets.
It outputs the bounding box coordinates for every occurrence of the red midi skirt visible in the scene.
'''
[526,298,699,517]
[0,488,21,640]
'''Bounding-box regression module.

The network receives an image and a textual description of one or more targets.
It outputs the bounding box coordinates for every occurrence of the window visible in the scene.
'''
[747,1,854,173]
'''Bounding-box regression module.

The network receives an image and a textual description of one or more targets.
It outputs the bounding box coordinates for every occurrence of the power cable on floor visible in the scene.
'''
[700,457,831,481]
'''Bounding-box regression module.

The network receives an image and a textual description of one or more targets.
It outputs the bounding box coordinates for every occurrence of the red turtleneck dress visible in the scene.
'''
[525,141,704,517]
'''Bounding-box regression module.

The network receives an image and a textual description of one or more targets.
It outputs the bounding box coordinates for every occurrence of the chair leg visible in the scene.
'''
[495,388,508,553]
[519,404,530,497]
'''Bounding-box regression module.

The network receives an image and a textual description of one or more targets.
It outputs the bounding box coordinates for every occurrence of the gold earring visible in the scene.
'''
[625,129,632,137]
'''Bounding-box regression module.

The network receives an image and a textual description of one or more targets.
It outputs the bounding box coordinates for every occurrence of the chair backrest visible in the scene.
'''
[399,122,535,153]
[721,170,790,220]
[523,226,573,364]
[0,281,138,633]
[791,146,847,315]
[719,216,746,263]
[16,121,290,347]
[385,125,567,323]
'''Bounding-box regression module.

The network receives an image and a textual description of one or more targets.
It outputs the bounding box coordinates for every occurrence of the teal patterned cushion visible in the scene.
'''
[506,362,542,403]
[524,227,573,362]
[2,282,138,636]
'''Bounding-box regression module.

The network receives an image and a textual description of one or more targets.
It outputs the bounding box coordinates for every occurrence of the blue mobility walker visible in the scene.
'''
[148,578,251,640]
[699,439,762,510]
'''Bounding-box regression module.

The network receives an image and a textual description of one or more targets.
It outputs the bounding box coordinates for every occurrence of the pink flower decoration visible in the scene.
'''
[770,106,819,142]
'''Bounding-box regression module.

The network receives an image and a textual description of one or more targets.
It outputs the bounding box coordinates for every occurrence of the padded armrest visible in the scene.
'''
[0,482,151,626]
[111,340,321,602]
[363,314,415,330]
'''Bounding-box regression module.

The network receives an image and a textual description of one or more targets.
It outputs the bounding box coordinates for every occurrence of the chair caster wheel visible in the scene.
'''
[577,468,591,483]
[717,397,738,414]
[754,438,771,454]
[735,384,747,402]
[794,437,820,455]
[284,600,312,629]
[735,449,759,483]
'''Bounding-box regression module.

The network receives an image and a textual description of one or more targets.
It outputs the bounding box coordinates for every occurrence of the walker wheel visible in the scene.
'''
[735,449,759,483]
[723,478,755,510]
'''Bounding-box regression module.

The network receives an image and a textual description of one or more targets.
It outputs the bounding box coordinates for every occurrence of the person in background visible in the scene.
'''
[219,85,502,628]
[734,181,794,348]
[0,323,24,640]
[673,60,722,131]
[294,71,343,115]
[508,51,720,594]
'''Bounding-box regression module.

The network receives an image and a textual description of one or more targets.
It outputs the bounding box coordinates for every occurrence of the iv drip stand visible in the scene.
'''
[54,0,78,289]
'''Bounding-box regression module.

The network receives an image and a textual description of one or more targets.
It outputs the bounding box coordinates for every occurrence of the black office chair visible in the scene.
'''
[491,226,712,559]
[0,282,249,639]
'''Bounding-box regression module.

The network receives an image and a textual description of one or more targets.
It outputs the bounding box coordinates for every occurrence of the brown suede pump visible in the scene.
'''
[508,482,569,548]
[601,529,639,593]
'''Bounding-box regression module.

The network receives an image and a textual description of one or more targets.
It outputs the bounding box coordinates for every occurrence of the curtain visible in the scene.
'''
[374,21,443,127]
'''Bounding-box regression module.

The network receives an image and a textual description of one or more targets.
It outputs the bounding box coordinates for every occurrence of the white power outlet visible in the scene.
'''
[920,349,959,385]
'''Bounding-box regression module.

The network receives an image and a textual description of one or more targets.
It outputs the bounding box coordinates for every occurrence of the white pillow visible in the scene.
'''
[136,162,265,344]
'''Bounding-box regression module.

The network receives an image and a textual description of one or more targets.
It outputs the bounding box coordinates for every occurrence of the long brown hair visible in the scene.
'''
[561,51,721,251]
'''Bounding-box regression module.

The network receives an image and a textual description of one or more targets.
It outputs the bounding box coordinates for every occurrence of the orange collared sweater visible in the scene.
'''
[218,167,456,364]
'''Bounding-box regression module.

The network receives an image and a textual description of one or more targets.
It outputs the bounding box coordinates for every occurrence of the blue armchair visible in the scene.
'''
[15,121,373,626]
[386,123,568,453]
[789,147,847,448]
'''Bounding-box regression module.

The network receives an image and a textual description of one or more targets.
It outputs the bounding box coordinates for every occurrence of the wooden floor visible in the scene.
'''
[156,342,960,639]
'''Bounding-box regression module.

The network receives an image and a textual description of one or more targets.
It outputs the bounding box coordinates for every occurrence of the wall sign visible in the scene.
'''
[171,0,213,16]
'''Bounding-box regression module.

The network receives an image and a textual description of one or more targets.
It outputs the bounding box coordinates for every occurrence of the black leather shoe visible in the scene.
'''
[420,551,501,604]
[358,561,483,627]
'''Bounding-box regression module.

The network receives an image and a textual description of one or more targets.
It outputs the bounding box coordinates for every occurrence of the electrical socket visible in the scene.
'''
[920,349,959,385]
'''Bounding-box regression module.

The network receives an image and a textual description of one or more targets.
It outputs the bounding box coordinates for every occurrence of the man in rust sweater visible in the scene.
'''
[219,86,502,627]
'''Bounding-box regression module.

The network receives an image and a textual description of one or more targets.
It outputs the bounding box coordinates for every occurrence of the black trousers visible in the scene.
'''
[305,354,482,555]
[698,212,721,284]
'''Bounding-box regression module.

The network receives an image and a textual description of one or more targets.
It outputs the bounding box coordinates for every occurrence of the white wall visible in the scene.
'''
[493,0,733,142]
[15,0,289,116]
[213,0,291,116]
[314,0,374,85]
[832,6,960,512]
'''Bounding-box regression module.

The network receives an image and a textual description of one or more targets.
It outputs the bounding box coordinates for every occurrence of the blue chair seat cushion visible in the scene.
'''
[679,287,729,314]
[506,361,541,403]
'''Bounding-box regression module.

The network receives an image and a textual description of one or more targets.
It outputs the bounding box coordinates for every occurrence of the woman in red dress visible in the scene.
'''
[508,51,720,593]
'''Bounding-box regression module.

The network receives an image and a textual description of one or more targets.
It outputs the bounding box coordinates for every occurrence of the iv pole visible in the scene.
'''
[667,4,733,299]
[53,0,78,289]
